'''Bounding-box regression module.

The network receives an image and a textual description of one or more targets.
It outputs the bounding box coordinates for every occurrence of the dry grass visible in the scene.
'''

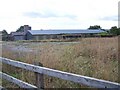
[2,37,119,88]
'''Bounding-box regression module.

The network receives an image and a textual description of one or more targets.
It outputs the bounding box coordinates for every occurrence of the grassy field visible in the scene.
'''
[2,37,119,88]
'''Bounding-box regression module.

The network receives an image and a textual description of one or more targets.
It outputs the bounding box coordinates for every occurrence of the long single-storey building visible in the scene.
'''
[10,28,105,41]
[26,29,105,40]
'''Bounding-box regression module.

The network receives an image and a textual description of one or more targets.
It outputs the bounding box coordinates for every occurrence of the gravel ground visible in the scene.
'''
[2,41,80,53]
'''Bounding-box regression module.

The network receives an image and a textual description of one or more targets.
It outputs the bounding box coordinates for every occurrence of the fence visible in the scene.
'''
[0,57,120,89]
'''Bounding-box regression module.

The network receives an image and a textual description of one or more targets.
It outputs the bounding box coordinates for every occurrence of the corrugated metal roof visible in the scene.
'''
[28,29,105,35]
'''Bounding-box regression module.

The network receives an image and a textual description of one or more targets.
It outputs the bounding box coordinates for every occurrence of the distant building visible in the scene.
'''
[10,32,26,40]
[26,29,105,40]
[11,25,31,41]
[10,25,106,41]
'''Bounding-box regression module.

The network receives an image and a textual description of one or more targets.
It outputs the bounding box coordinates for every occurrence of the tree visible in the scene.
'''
[16,26,24,32]
[1,30,8,41]
[16,25,31,32]
[88,25,102,29]
[2,30,8,35]
[109,26,120,35]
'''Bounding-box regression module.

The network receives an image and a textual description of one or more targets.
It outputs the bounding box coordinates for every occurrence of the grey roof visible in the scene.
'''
[10,32,26,36]
[28,29,105,35]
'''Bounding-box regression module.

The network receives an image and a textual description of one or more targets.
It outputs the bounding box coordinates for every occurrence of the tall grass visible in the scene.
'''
[2,37,119,88]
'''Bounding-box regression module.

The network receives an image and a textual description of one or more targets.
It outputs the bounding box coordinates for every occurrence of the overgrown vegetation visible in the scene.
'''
[2,37,119,88]
[109,26,120,35]
[88,25,120,35]
[88,25,102,29]
[0,30,9,41]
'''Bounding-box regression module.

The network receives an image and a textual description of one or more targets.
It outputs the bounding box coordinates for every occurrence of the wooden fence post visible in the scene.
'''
[34,62,44,90]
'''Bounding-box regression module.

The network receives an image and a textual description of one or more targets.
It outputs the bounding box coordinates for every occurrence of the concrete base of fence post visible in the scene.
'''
[34,62,44,90]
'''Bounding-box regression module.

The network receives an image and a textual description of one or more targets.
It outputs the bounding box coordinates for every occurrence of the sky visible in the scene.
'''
[0,0,119,33]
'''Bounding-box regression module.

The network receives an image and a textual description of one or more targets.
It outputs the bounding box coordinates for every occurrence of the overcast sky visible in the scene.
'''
[0,0,119,33]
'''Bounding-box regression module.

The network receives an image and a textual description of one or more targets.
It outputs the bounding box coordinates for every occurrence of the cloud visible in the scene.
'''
[100,15,118,21]
[0,0,119,33]
[23,11,77,19]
